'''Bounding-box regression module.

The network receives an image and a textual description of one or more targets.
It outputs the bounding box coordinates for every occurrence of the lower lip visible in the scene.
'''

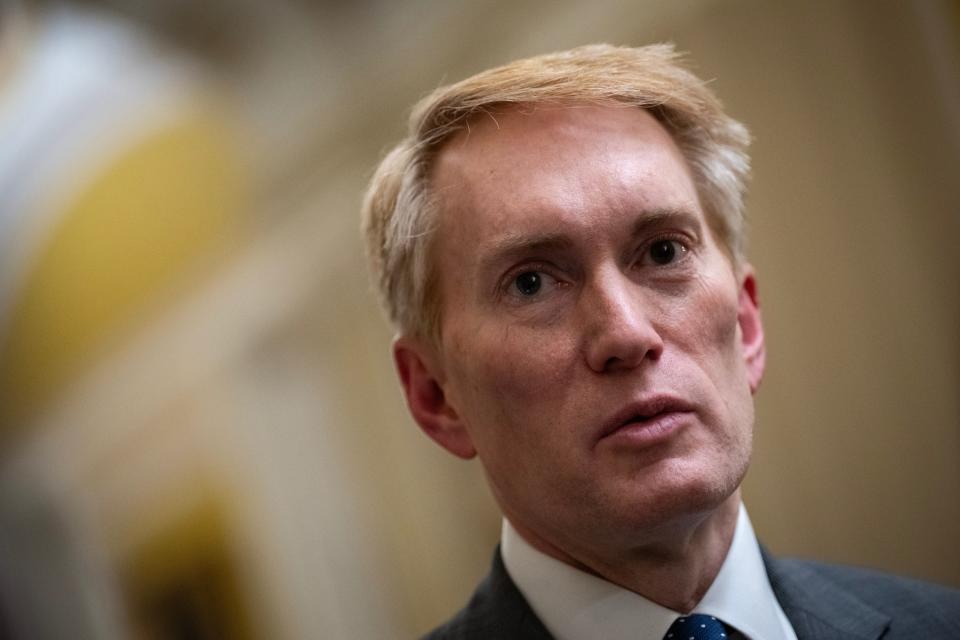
[602,411,693,448]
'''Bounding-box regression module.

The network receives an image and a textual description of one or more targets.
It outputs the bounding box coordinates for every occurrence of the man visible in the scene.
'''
[362,44,960,639]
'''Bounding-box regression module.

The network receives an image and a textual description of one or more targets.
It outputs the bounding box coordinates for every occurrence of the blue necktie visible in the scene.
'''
[663,613,730,640]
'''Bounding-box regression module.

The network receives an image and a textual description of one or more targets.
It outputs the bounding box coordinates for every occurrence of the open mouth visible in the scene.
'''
[598,396,694,445]
[620,409,687,429]
[607,411,691,446]
[625,411,666,424]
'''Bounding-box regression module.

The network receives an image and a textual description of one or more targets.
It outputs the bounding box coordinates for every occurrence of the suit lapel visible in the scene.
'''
[762,549,891,640]
[462,548,554,639]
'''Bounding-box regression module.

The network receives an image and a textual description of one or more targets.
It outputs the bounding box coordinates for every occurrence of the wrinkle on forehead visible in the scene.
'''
[430,103,700,249]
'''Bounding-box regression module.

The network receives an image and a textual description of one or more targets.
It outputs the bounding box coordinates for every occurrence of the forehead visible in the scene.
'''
[428,103,701,259]
[431,103,691,203]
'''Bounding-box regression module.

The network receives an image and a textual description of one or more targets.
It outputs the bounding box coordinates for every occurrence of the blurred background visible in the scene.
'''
[0,0,957,638]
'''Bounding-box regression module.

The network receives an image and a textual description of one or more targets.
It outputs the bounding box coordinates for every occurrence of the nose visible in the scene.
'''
[583,271,664,374]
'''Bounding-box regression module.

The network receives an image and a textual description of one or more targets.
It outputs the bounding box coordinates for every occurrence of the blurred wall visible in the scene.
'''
[0,0,956,638]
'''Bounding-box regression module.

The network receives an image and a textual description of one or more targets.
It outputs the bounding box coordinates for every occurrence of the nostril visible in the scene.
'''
[591,329,661,373]
[582,278,665,373]
[603,355,626,372]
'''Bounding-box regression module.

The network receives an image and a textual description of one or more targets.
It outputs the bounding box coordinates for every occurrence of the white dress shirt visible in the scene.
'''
[501,503,798,640]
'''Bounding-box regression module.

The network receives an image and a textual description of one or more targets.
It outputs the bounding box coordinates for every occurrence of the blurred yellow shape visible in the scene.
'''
[1,111,245,427]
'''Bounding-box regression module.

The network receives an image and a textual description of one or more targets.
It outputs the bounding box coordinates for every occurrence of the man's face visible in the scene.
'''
[397,104,764,557]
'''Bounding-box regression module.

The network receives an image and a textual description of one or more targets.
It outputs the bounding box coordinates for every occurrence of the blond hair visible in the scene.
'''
[362,43,751,340]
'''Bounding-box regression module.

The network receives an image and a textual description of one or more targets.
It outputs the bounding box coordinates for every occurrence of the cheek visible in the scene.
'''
[690,275,755,449]
[701,278,743,358]
[662,271,752,425]
[700,281,751,403]
[446,321,578,431]
[662,272,741,357]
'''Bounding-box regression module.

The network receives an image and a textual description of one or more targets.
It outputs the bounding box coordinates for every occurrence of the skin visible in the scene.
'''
[394,103,766,612]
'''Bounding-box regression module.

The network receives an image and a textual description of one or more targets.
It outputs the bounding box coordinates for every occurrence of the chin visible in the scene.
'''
[618,460,745,531]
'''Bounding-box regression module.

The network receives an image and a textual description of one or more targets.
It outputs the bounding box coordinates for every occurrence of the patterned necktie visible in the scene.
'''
[663,613,730,640]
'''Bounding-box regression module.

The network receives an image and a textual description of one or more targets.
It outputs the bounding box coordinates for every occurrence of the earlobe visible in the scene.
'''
[393,336,477,459]
[737,270,766,394]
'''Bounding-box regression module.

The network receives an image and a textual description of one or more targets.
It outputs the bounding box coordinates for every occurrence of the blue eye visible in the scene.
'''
[514,271,542,296]
[648,239,686,265]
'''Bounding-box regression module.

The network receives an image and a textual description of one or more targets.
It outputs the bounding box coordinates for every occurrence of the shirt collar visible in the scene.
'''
[501,503,795,640]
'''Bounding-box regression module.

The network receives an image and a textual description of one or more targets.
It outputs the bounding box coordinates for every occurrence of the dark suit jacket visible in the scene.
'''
[423,547,960,639]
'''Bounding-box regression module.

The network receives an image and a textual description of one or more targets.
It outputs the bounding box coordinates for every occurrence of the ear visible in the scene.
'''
[393,335,477,459]
[737,268,766,394]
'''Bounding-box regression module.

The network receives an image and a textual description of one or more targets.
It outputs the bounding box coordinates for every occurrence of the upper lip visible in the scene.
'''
[597,394,695,441]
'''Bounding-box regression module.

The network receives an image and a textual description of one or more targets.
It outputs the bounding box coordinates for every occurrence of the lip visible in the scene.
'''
[596,395,695,447]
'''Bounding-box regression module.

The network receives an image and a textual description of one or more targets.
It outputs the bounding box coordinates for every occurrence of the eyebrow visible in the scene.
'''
[479,206,703,274]
[628,207,703,240]
[480,233,576,269]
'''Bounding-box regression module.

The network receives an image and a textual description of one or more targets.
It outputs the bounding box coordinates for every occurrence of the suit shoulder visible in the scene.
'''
[419,576,538,640]
[420,548,552,640]
[777,556,960,605]
[419,582,506,640]
[774,556,960,633]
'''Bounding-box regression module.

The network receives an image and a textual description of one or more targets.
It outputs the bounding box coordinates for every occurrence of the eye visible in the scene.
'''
[514,271,544,296]
[500,266,567,304]
[646,238,688,265]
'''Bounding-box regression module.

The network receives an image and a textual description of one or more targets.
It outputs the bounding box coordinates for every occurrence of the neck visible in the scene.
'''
[510,491,742,612]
